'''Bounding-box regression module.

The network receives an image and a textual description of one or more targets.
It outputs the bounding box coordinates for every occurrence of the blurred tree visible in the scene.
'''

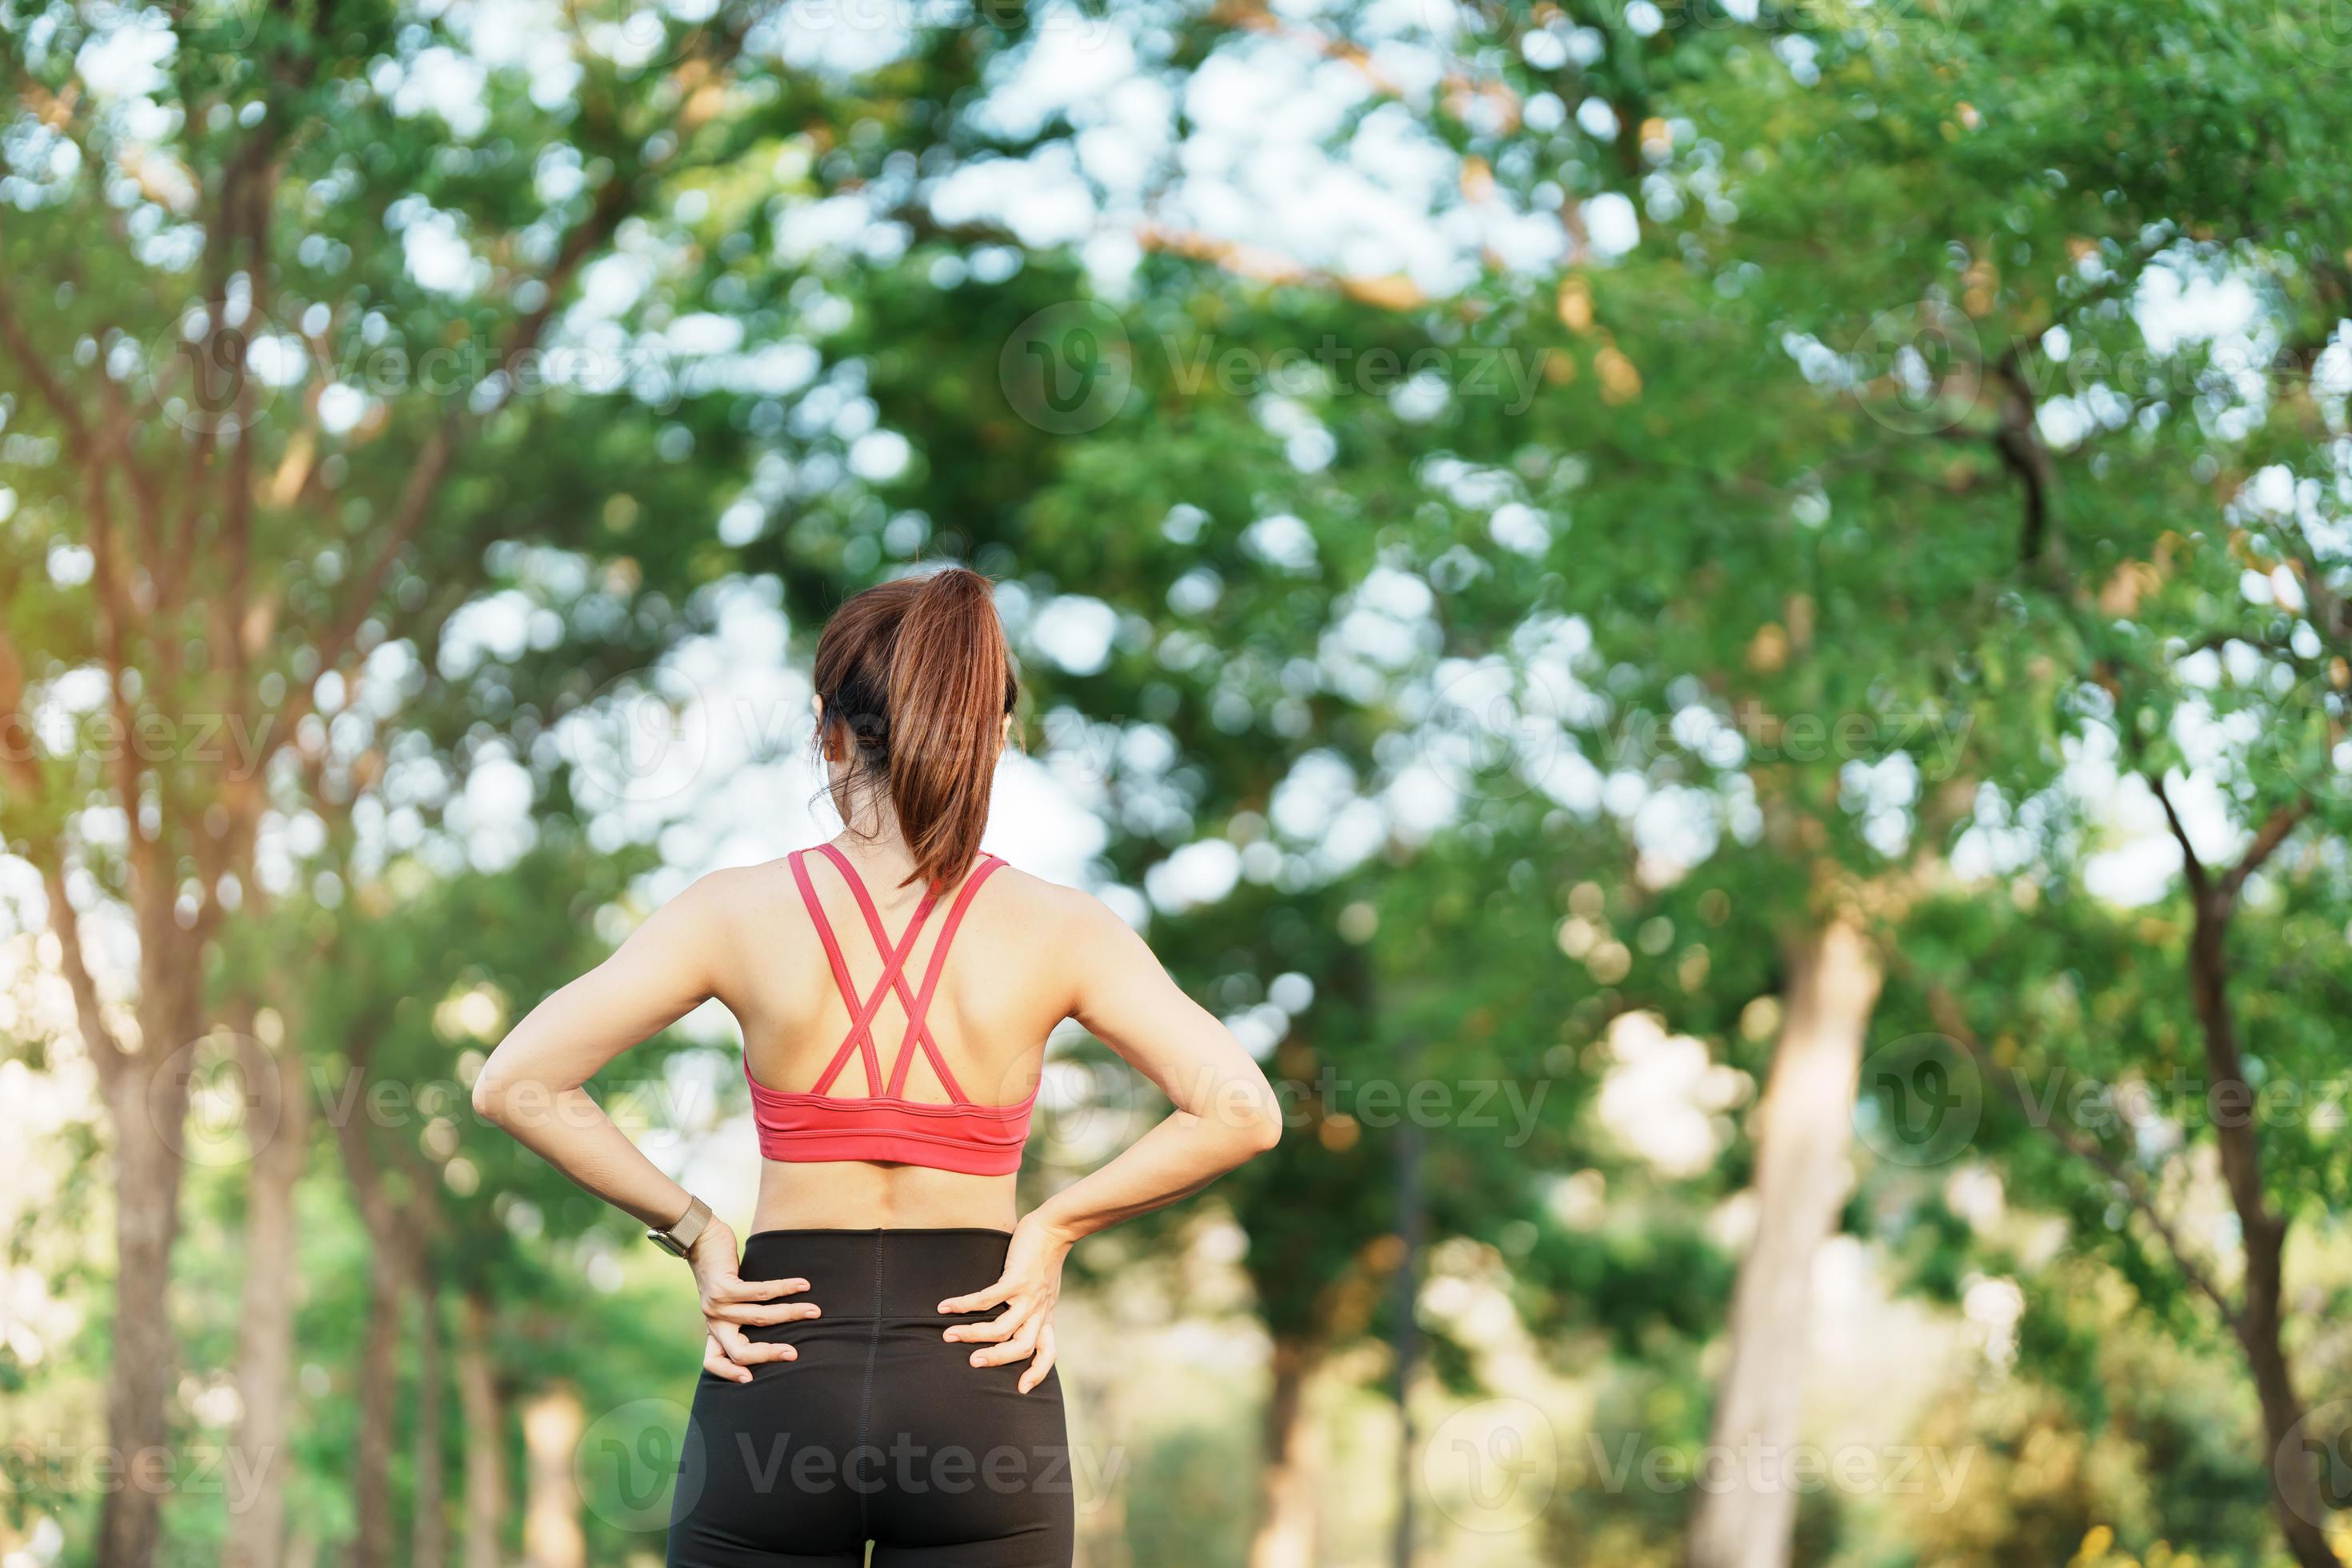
[0,3,768,1554]
[6,3,2348,1568]
[0,3,1084,1562]
[1390,2,2352,1562]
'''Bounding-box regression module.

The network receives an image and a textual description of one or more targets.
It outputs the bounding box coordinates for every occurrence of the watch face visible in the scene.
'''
[647,1228,688,1258]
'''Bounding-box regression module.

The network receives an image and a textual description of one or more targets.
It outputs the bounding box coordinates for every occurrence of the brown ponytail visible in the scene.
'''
[812,567,1017,890]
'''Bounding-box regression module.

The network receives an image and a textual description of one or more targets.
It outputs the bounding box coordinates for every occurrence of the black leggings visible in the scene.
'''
[667,1228,1074,1567]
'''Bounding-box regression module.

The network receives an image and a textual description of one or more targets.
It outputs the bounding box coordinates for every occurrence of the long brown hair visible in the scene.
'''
[812,567,1017,890]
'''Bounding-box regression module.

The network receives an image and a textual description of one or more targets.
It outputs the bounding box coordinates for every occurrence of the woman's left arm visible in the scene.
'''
[472,872,818,1381]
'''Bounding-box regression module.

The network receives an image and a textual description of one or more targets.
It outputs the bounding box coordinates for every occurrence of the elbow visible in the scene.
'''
[471,1057,519,1127]
[1196,1082,1282,1159]
[1237,1086,1286,1157]
[474,1050,575,1133]
[1245,1111,1284,1157]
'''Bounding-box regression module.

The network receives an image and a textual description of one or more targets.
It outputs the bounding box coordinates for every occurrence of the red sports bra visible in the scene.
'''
[744,844,1036,1175]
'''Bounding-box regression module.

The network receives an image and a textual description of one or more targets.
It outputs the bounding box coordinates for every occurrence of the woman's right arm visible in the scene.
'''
[939,890,1284,1389]
[472,873,818,1383]
[1030,894,1288,1238]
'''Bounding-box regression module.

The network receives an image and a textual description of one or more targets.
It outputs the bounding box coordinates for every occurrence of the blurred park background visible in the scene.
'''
[4,1,2352,1565]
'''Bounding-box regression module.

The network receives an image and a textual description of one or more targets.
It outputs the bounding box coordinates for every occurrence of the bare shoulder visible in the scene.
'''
[654,860,802,954]
[675,860,791,914]
[976,864,1138,954]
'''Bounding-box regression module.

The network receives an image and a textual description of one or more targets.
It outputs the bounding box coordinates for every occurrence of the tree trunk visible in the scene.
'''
[1249,1336,1321,1568]
[2185,899,2341,1568]
[349,1239,408,1568]
[455,1292,510,1568]
[98,1092,187,1568]
[521,1386,589,1568]
[223,1029,308,1568]
[414,1275,449,1568]
[332,1043,439,1568]
[1686,913,1882,1568]
[96,973,201,1568]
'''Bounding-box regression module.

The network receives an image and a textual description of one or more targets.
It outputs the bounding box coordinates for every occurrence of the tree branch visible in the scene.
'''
[2216,798,2311,909]
[1993,347,2057,570]
[38,858,131,1080]
[0,619,42,809]
[2148,773,2212,906]
[261,23,755,776]
[1924,984,2241,1331]
[0,274,94,458]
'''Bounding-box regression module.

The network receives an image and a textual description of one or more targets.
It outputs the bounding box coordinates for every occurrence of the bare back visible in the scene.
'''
[706,846,1082,1231]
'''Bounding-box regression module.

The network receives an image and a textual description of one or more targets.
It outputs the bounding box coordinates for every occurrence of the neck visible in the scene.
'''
[834,829,922,888]
[830,791,923,890]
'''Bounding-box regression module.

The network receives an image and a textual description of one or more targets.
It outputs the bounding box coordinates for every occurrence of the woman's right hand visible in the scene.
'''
[688,1220,819,1383]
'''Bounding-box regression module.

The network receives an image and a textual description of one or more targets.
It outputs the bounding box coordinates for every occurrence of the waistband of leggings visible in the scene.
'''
[738,1228,1013,1319]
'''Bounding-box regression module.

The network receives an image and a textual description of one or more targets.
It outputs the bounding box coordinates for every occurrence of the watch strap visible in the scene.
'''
[649,1194,713,1258]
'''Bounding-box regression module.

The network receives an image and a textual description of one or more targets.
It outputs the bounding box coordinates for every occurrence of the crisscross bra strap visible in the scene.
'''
[789,849,939,1096]
[788,848,1006,1103]
[891,852,1005,1100]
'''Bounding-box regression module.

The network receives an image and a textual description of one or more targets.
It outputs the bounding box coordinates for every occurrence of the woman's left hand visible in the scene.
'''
[938,1214,1070,1394]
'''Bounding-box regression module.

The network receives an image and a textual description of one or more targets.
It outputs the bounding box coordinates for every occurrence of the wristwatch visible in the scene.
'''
[646,1194,714,1259]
